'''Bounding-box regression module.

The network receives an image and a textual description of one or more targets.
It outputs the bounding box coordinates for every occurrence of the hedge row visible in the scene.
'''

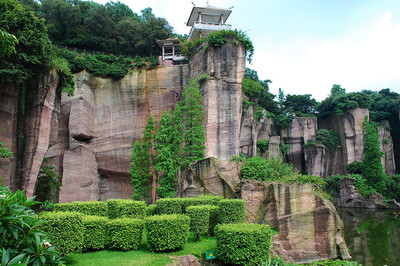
[108,218,144,251]
[216,223,273,266]
[145,214,190,252]
[54,199,146,219]
[155,195,224,214]
[186,205,210,241]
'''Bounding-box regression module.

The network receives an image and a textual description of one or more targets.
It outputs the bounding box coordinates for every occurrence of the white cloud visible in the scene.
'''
[256,11,400,101]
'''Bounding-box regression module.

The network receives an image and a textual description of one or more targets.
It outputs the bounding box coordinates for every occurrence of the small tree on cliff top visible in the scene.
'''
[180,76,207,170]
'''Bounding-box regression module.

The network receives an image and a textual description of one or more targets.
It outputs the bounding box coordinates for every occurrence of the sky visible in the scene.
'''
[95,0,400,101]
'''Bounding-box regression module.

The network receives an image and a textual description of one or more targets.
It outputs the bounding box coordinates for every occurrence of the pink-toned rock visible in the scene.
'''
[241,179,350,264]
[59,145,100,202]
[377,122,396,176]
[180,157,241,198]
[240,105,273,157]
[69,98,94,142]
[189,39,246,160]
[305,144,326,177]
[282,115,318,170]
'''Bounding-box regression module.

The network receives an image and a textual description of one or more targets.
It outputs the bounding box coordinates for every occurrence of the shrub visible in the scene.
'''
[208,205,219,235]
[256,139,269,153]
[107,218,144,251]
[384,174,400,201]
[218,199,246,224]
[325,175,344,197]
[186,205,210,241]
[54,201,108,217]
[241,156,277,181]
[215,223,273,265]
[179,195,224,212]
[155,198,182,215]
[38,211,84,254]
[347,161,364,175]
[145,214,190,252]
[146,204,157,216]
[82,215,109,251]
[107,199,146,219]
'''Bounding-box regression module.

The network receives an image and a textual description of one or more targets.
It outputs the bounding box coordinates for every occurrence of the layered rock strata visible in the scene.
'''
[189,39,246,160]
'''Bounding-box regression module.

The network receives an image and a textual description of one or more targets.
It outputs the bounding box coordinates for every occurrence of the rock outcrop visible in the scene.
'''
[338,177,400,209]
[189,39,246,160]
[239,106,274,157]
[282,115,318,170]
[241,179,350,264]
[377,122,396,176]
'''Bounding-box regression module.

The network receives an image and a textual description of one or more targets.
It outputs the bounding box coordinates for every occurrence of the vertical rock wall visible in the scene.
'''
[282,116,318,170]
[189,39,246,160]
[55,67,189,202]
[319,108,369,176]
[377,122,396,176]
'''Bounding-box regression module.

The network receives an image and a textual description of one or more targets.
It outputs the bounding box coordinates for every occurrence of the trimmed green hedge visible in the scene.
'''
[107,218,144,251]
[215,223,273,265]
[38,211,84,254]
[186,205,210,241]
[218,199,246,224]
[179,195,223,212]
[82,215,109,251]
[155,198,182,215]
[145,214,190,252]
[54,201,108,217]
[107,199,146,219]
[207,205,219,235]
[146,204,157,216]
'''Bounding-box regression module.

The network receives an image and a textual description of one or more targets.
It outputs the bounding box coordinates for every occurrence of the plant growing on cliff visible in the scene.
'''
[180,76,207,170]
[362,118,387,193]
[131,116,157,204]
[35,159,62,203]
[154,107,183,198]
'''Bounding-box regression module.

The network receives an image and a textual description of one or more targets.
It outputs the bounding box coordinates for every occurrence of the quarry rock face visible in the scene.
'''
[55,67,189,202]
[319,108,369,176]
[282,116,318,171]
[377,122,396,176]
[180,157,241,198]
[0,71,61,196]
[239,106,273,157]
[241,179,351,264]
[189,40,246,160]
[304,144,326,177]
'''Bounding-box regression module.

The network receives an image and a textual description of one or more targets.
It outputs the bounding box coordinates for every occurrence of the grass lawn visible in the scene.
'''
[64,232,217,266]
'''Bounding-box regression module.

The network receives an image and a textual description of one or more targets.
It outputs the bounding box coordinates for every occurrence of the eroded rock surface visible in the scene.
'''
[378,122,396,176]
[241,179,351,264]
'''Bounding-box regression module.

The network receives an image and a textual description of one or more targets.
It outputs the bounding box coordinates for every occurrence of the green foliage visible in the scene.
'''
[155,198,182,215]
[0,131,13,159]
[229,153,248,163]
[353,174,377,197]
[325,174,377,198]
[179,195,224,213]
[145,214,190,252]
[0,29,18,57]
[130,140,150,201]
[50,56,75,96]
[275,113,293,130]
[279,141,290,155]
[145,204,157,216]
[0,0,51,82]
[305,259,361,266]
[40,1,171,57]
[207,205,219,236]
[35,161,62,203]
[183,30,254,63]
[107,218,144,251]
[257,139,270,153]
[180,77,207,169]
[362,118,387,193]
[317,85,372,118]
[283,94,317,116]
[186,205,210,241]
[215,223,273,266]
[54,201,108,217]
[218,199,246,224]
[253,105,265,122]
[384,174,400,201]
[347,161,364,175]
[305,129,341,152]
[82,215,108,251]
[39,211,84,254]
[106,199,146,219]
[325,175,344,197]
[154,107,183,199]
[241,156,296,181]
[0,185,63,265]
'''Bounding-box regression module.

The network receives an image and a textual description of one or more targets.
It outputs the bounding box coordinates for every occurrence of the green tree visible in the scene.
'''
[180,77,207,169]
[35,160,62,203]
[362,118,387,193]
[142,116,157,204]
[0,0,51,82]
[154,107,183,198]
[130,141,150,201]
[283,94,317,116]
[0,29,18,56]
